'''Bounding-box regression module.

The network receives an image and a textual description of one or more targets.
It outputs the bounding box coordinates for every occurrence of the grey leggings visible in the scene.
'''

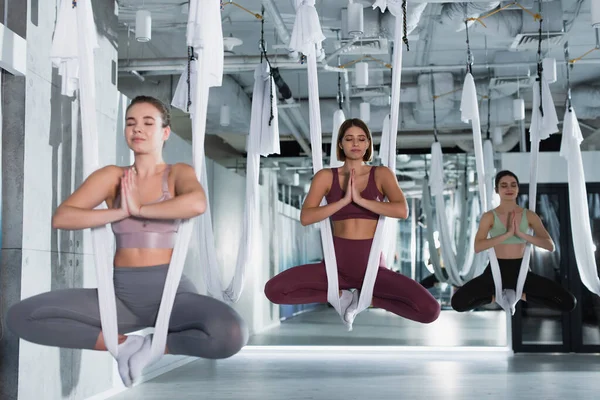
[6,264,248,359]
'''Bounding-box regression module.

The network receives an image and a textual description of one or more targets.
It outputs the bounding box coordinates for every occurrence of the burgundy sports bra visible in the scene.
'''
[112,165,179,249]
[325,167,383,221]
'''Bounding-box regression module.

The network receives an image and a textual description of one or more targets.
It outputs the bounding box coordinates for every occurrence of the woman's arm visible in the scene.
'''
[135,163,207,220]
[354,167,408,219]
[474,212,513,253]
[300,169,350,226]
[52,166,127,230]
[516,210,555,252]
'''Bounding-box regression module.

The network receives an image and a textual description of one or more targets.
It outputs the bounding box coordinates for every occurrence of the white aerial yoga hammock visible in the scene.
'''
[423,162,487,286]
[171,57,279,303]
[560,107,600,296]
[461,71,559,314]
[329,109,345,168]
[52,0,273,374]
[51,0,122,359]
[151,0,279,368]
[290,0,404,330]
[427,141,490,287]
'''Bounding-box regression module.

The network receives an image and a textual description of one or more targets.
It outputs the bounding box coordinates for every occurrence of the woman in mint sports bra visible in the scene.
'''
[7,96,248,387]
[265,118,440,325]
[451,170,576,312]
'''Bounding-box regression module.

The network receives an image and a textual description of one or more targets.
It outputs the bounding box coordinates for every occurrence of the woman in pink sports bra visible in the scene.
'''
[265,118,440,324]
[7,96,248,387]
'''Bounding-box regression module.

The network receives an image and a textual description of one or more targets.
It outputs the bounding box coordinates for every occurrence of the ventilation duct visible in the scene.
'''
[571,85,600,120]
[439,2,501,32]
[380,2,428,39]
[414,73,455,124]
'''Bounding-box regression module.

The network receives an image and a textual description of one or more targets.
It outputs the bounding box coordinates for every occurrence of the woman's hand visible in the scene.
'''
[513,211,524,237]
[341,170,353,206]
[122,168,143,217]
[350,169,363,204]
[506,211,516,236]
[119,173,131,218]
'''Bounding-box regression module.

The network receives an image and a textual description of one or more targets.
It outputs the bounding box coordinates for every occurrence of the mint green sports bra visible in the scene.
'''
[489,209,529,244]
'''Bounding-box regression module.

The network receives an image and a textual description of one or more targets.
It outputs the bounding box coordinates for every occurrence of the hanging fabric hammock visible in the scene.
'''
[153,0,280,368]
[427,143,487,286]
[290,0,404,330]
[51,0,273,375]
[172,57,280,303]
[560,108,600,296]
[51,0,122,359]
[461,71,558,314]
[329,109,345,168]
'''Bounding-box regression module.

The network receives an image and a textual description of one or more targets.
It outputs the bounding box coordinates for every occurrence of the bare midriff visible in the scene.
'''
[114,248,174,268]
[494,242,526,259]
[332,218,378,240]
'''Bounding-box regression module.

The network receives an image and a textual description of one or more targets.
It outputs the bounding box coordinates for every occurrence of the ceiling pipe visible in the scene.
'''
[119,57,600,75]
[278,109,312,156]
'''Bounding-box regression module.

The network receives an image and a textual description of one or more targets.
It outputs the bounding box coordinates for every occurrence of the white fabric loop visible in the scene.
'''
[559,108,600,295]
[289,0,326,57]
[330,110,345,168]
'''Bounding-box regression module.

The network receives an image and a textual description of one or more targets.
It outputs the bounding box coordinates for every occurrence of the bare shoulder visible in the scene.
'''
[94,165,124,181]
[170,162,194,173]
[480,211,494,225]
[373,165,395,182]
[170,163,197,179]
[309,168,333,195]
[314,168,333,182]
[524,209,541,222]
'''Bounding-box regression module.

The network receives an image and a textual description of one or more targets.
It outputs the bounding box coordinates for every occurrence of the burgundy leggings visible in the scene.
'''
[264,237,440,324]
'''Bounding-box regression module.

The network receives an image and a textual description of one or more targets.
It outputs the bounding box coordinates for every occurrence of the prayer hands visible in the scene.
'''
[122,167,143,217]
[513,211,523,237]
[342,169,362,206]
[507,211,516,236]
[342,170,353,205]
[350,169,363,204]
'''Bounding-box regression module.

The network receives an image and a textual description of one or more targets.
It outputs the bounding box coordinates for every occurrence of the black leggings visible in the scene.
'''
[451,258,576,312]
[420,269,449,289]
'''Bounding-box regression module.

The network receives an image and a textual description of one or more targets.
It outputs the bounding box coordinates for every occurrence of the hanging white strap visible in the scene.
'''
[291,3,404,329]
[559,108,600,295]
[428,142,479,286]
[149,0,228,366]
[463,72,559,314]
[421,179,448,282]
[49,0,121,359]
[379,114,391,167]
[330,109,345,168]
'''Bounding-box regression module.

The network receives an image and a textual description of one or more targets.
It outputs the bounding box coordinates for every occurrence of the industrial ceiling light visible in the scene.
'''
[355,62,369,87]
[220,104,231,127]
[592,0,600,28]
[359,102,370,123]
[347,1,364,37]
[136,10,152,42]
[513,98,525,121]
[492,127,503,145]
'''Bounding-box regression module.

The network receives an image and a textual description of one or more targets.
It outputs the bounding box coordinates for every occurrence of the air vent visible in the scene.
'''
[335,38,390,56]
[489,76,536,90]
[509,32,565,52]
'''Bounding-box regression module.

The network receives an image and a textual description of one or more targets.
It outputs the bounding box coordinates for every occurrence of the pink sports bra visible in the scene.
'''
[325,167,383,221]
[112,165,179,249]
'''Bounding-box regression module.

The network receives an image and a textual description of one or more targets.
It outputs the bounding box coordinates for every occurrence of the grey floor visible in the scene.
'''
[249,306,508,347]
[109,309,600,400]
[109,349,600,400]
